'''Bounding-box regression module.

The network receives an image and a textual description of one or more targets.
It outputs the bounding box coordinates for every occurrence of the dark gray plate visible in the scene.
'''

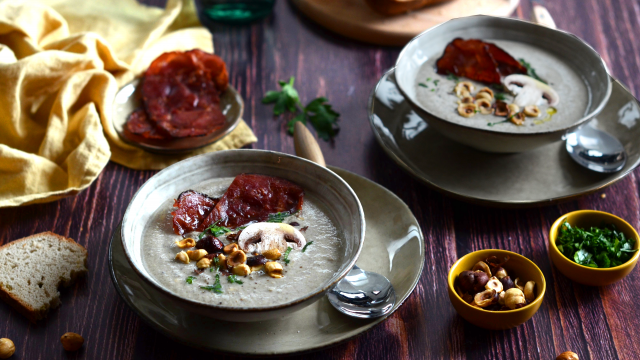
[369,69,640,206]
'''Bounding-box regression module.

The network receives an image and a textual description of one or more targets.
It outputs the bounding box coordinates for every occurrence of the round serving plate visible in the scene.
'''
[109,167,425,355]
[112,78,243,154]
[369,68,640,206]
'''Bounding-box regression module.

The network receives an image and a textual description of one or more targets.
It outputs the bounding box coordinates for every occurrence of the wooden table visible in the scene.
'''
[2,0,639,359]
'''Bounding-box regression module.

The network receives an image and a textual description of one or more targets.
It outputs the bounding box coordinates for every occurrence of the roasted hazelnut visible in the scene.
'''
[187,249,208,261]
[196,235,224,254]
[494,267,507,279]
[472,261,492,277]
[216,253,227,268]
[460,95,475,104]
[507,103,520,116]
[514,277,525,291]
[498,291,506,305]
[524,281,536,302]
[232,264,251,276]
[458,103,477,117]
[265,261,283,278]
[494,100,509,116]
[60,332,84,351]
[556,351,579,360]
[473,289,496,308]
[246,255,268,267]
[524,105,541,117]
[175,251,189,264]
[473,271,489,292]
[263,248,282,260]
[475,99,493,115]
[504,288,526,310]
[455,81,475,97]
[227,249,247,267]
[477,87,494,100]
[500,276,515,291]
[196,258,212,269]
[510,112,525,125]
[0,338,15,359]
[459,270,489,293]
[475,91,493,101]
[223,243,239,254]
[175,238,196,249]
[485,276,503,293]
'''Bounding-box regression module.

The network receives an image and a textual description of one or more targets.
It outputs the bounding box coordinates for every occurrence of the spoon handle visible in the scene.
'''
[294,122,326,167]
[532,4,557,29]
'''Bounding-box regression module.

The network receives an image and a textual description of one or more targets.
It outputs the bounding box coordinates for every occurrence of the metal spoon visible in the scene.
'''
[566,125,627,173]
[294,122,396,318]
[530,4,627,173]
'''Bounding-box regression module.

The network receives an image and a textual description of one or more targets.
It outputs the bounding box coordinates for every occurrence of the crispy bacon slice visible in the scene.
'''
[436,38,527,84]
[202,174,305,229]
[124,108,168,140]
[171,190,219,235]
[140,49,229,138]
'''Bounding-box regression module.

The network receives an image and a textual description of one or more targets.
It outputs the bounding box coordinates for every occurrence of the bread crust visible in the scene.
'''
[0,231,88,323]
[365,0,451,15]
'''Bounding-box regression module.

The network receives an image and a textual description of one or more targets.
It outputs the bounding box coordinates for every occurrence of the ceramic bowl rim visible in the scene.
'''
[394,15,612,137]
[447,249,547,314]
[120,149,366,314]
[549,210,640,272]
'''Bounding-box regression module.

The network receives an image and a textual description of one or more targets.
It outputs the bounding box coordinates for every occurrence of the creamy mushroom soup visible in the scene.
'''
[415,39,590,133]
[141,177,345,307]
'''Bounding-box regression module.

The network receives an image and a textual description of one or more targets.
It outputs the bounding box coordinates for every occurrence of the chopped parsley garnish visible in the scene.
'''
[200,274,223,293]
[494,93,507,101]
[556,222,637,268]
[199,220,232,239]
[186,276,196,284]
[211,256,220,272]
[426,77,432,81]
[430,89,435,92]
[227,275,244,284]
[433,79,439,86]
[283,246,293,264]
[262,77,340,141]
[446,72,459,82]
[487,119,509,127]
[418,83,429,88]
[302,241,313,253]
[267,212,290,223]
[519,58,547,84]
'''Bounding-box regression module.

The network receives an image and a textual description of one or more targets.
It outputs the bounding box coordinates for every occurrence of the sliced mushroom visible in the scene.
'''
[238,222,306,254]
[503,74,560,107]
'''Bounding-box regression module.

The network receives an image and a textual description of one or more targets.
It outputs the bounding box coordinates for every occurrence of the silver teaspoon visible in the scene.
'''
[566,124,626,173]
[293,122,396,318]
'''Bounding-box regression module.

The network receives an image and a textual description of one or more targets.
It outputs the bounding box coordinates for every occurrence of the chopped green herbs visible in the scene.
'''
[267,212,290,223]
[487,119,509,127]
[186,276,196,284]
[430,89,435,92]
[283,246,293,264]
[227,275,244,284]
[556,222,638,268]
[426,77,432,81]
[302,241,313,253]
[446,72,459,82]
[263,77,340,141]
[200,274,223,293]
[211,256,220,272]
[433,79,439,86]
[494,93,507,101]
[519,58,547,84]
[418,83,429,88]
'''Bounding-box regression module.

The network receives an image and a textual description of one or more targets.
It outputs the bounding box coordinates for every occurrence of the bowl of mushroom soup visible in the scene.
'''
[394,16,611,153]
[121,150,365,322]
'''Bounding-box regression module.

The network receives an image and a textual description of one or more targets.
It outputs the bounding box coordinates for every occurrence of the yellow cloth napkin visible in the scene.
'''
[0,0,257,208]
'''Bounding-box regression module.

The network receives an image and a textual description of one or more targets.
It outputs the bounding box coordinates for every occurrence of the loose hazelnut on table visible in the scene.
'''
[0,338,15,359]
[60,332,84,351]
[175,238,196,249]
[556,351,579,360]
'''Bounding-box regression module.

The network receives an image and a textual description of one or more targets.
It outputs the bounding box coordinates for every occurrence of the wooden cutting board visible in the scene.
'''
[291,0,520,46]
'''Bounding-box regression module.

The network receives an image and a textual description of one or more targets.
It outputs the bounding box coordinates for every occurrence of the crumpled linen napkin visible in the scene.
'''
[0,0,257,208]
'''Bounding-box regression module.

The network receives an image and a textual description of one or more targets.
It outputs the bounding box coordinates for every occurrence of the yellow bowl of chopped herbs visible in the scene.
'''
[549,210,640,286]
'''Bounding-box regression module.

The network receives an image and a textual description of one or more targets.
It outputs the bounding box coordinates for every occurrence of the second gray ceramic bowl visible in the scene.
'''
[394,15,611,153]
[120,149,365,322]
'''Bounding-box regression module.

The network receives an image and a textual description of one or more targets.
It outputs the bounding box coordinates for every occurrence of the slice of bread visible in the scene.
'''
[0,232,88,322]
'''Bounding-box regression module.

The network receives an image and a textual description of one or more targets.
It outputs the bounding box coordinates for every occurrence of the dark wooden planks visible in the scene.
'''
[1,0,640,359]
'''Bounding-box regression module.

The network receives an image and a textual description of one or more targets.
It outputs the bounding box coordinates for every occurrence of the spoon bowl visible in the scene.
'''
[566,124,627,173]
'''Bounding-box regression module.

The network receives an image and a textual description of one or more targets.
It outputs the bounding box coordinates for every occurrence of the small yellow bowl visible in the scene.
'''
[447,249,546,330]
[549,210,640,286]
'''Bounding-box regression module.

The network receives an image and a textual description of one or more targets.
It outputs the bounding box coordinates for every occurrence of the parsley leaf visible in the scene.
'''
[494,93,507,101]
[200,274,223,293]
[267,212,290,223]
[446,72,459,82]
[418,83,429,88]
[433,79,439,86]
[556,221,638,268]
[186,276,196,284]
[211,256,220,272]
[199,220,231,239]
[263,77,340,141]
[227,275,244,284]
[519,58,547,84]
[302,241,313,253]
[283,246,293,264]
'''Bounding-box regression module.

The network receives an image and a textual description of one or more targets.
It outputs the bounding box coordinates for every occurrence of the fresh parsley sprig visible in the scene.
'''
[200,273,223,293]
[519,58,547,84]
[186,276,196,284]
[267,212,290,223]
[262,77,340,141]
[283,246,293,264]
[556,222,638,268]
[302,241,313,253]
[199,220,232,239]
[228,275,244,284]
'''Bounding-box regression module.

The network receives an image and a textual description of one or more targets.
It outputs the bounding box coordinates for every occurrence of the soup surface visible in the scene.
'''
[142,177,344,307]
[414,39,590,133]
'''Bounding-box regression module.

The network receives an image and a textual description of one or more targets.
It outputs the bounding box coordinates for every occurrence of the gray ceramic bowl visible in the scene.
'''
[394,15,611,153]
[120,149,365,322]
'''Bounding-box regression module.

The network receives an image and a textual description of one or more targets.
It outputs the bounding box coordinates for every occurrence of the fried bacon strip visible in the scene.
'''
[436,38,527,84]
[171,190,219,235]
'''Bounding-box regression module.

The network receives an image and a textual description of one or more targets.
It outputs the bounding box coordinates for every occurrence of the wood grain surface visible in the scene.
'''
[1,0,639,359]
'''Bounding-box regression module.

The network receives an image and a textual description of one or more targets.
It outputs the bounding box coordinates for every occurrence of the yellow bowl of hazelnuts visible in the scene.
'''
[447,249,546,330]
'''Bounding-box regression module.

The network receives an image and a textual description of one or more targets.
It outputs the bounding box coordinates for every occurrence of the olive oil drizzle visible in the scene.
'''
[534,107,557,125]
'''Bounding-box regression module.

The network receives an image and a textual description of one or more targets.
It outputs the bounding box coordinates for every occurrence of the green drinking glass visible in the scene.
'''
[195,0,276,25]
